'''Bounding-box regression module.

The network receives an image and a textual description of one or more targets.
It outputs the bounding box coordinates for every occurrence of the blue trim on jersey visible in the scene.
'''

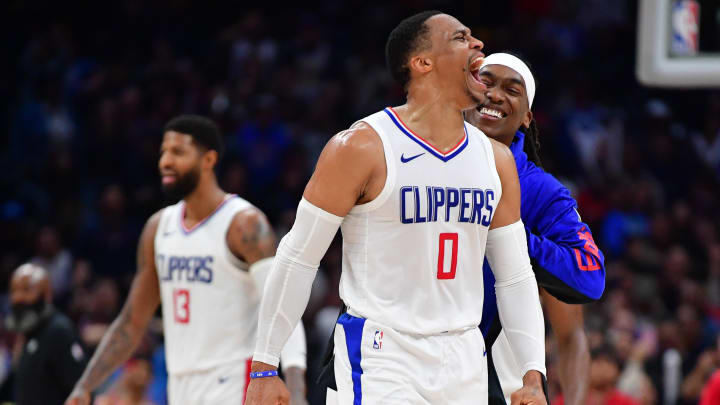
[338,313,366,405]
[178,194,237,235]
[383,108,469,162]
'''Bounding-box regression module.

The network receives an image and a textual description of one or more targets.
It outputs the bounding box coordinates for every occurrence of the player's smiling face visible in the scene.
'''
[465,64,532,144]
[421,14,487,108]
[158,131,203,200]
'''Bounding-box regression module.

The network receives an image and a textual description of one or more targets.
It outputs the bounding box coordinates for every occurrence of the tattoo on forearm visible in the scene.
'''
[77,305,140,391]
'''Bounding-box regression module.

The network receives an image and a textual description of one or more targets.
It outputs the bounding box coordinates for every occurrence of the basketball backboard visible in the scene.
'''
[637,0,720,87]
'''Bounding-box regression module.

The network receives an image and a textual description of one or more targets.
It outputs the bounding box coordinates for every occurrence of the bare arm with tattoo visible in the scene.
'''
[227,207,307,405]
[65,212,161,405]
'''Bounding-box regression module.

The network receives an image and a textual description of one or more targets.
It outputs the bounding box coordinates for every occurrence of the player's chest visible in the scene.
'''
[390,148,497,226]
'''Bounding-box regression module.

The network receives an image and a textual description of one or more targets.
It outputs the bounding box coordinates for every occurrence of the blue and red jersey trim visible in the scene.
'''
[179,194,237,235]
[383,107,469,162]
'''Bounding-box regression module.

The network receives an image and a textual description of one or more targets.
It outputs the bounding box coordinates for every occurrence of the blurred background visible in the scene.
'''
[1,0,720,404]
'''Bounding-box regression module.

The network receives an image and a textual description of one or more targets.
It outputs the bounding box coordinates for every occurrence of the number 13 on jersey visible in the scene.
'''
[437,233,458,279]
[173,288,190,323]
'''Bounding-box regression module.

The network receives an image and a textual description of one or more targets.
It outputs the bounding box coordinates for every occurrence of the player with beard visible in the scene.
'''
[66,115,308,405]
[247,11,547,405]
[464,54,606,405]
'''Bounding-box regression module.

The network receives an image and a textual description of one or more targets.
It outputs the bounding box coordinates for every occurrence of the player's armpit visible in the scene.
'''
[303,122,385,217]
[70,212,161,395]
[488,139,521,229]
[227,207,277,265]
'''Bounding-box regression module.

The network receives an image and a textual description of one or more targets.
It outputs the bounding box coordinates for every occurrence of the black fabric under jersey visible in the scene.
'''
[13,311,87,405]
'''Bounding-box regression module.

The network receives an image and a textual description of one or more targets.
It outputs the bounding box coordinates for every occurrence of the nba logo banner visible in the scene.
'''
[373,330,383,350]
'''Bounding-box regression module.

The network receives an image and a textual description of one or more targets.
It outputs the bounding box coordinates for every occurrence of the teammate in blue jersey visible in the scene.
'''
[464,53,606,405]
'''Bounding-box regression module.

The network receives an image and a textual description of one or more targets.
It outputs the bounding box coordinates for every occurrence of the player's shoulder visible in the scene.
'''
[229,204,268,229]
[227,202,272,241]
[487,137,516,174]
[523,164,572,200]
[46,311,79,339]
[324,121,384,158]
[142,209,165,238]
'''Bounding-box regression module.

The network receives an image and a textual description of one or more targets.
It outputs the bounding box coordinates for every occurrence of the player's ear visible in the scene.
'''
[203,150,218,170]
[408,54,433,75]
[521,110,533,129]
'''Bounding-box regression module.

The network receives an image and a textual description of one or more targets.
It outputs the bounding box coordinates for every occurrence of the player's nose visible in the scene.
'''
[486,87,503,104]
[158,152,173,170]
[468,36,483,51]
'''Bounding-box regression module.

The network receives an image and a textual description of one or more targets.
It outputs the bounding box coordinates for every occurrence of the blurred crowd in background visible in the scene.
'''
[1,1,720,404]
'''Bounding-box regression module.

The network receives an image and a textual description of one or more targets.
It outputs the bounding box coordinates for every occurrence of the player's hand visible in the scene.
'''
[510,371,547,405]
[245,378,290,405]
[245,362,290,405]
[65,387,91,405]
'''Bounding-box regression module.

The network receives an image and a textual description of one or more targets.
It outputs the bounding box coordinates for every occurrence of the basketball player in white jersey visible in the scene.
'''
[65,115,307,405]
[247,11,547,405]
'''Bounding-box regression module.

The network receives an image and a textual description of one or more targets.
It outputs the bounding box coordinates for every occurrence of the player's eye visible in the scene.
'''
[455,35,466,41]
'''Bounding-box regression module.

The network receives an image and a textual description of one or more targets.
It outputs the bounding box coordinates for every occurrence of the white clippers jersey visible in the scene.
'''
[154,195,259,374]
[340,107,502,334]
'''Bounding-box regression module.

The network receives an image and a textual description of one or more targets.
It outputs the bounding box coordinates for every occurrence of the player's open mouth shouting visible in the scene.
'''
[468,52,486,94]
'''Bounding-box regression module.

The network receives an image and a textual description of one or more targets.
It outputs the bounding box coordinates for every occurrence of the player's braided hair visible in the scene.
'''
[520,118,542,168]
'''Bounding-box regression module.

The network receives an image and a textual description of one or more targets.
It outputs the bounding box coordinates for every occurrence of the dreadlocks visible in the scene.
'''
[520,118,542,168]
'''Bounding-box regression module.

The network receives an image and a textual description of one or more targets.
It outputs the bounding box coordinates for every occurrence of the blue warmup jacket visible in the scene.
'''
[480,131,606,339]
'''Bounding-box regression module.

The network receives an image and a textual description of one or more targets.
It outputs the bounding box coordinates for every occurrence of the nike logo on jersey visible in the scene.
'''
[400,152,425,163]
[218,376,230,384]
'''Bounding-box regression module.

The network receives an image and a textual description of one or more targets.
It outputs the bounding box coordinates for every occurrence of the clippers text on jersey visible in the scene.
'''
[400,186,495,225]
[156,254,214,283]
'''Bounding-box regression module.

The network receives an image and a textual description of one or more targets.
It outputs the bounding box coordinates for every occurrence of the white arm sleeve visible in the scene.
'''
[486,220,546,378]
[250,257,307,370]
[253,198,343,367]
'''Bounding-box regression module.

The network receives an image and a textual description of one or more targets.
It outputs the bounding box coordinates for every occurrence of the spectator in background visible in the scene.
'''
[699,339,720,405]
[30,226,73,298]
[77,185,139,278]
[554,345,641,405]
[683,335,720,404]
[95,359,159,405]
[2,263,86,404]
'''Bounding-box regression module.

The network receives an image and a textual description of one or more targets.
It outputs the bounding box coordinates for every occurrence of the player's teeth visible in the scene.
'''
[481,107,502,118]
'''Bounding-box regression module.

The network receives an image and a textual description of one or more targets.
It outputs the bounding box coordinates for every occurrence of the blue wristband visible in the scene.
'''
[249,370,279,379]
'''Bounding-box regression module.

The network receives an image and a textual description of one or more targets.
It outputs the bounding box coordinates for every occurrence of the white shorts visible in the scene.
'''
[168,358,252,405]
[333,313,487,404]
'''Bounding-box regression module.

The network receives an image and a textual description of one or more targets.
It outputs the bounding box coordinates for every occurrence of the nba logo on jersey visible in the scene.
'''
[373,330,383,350]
